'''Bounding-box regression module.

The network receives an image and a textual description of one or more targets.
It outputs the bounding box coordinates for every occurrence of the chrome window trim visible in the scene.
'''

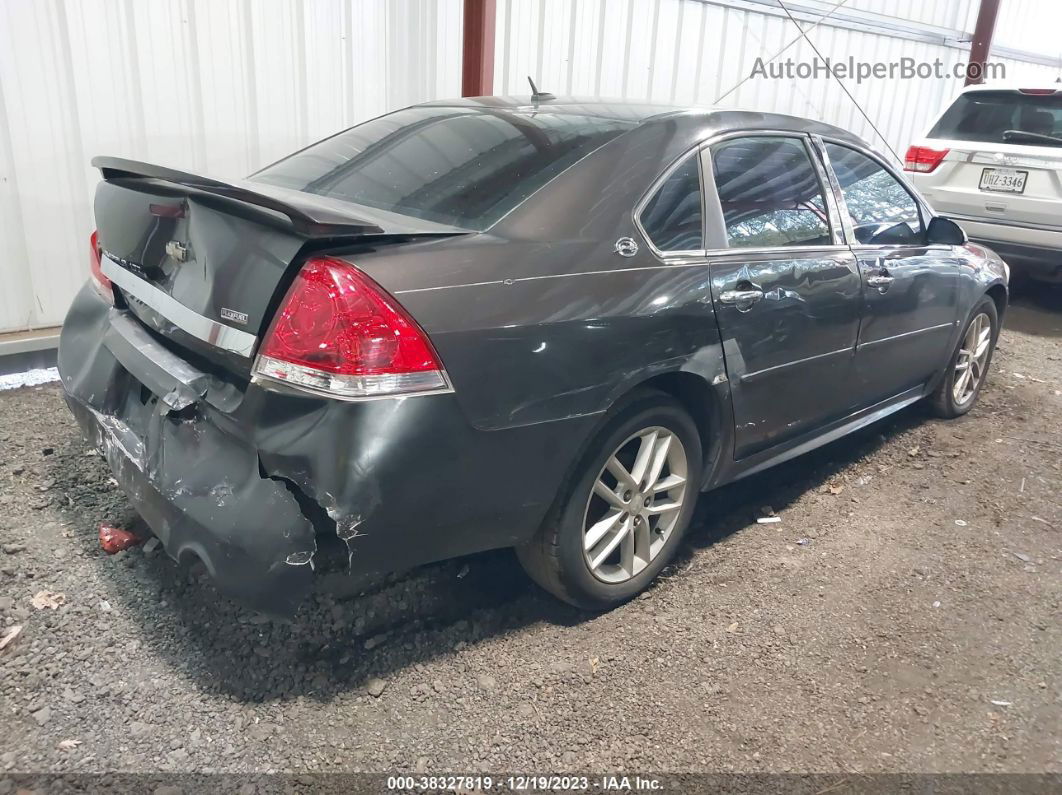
[632,129,886,261]
[632,147,708,260]
[810,135,856,245]
[100,254,258,358]
[704,243,853,259]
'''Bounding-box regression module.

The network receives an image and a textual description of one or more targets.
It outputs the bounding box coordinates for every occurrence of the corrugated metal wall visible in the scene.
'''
[1,0,1060,333]
[495,0,1060,158]
[0,0,462,333]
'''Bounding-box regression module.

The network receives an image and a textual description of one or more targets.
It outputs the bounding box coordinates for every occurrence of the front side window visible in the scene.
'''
[711,136,833,249]
[639,155,703,252]
[824,143,924,245]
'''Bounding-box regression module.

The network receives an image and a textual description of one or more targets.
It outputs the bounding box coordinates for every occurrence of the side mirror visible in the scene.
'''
[926,216,967,246]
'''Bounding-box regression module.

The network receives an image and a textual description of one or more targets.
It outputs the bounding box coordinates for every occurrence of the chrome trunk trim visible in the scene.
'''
[100,255,258,358]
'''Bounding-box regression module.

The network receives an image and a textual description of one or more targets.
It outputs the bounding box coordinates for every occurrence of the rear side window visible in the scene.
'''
[252,107,634,230]
[711,137,833,249]
[928,90,1062,148]
[639,155,703,252]
[824,143,924,246]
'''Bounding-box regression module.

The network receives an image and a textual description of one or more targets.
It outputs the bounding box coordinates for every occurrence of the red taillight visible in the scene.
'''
[89,230,114,304]
[1018,88,1056,95]
[904,145,950,173]
[253,257,449,400]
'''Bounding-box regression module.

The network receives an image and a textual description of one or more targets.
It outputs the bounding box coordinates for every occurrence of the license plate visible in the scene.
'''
[979,167,1028,194]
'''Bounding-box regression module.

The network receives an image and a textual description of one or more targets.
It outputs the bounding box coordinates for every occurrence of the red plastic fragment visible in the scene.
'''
[98,523,144,554]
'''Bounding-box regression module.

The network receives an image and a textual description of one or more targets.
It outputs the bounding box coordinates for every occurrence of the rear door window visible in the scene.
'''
[639,155,703,252]
[824,143,925,246]
[928,90,1062,148]
[252,107,635,230]
[710,136,834,249]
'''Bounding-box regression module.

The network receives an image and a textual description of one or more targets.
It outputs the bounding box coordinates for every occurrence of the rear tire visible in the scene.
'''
[517,392,702,610]
[929,296,999,419]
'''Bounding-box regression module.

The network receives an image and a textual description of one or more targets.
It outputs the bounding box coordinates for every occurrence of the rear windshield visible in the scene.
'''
[252,107,635,230]
[928,90,1062,148]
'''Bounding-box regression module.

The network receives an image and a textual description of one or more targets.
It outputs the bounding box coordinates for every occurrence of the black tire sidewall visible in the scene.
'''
[940,297,999,416]
[550,398,702,608]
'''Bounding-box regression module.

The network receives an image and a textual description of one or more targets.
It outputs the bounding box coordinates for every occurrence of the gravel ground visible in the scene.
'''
[0,286,1059,777]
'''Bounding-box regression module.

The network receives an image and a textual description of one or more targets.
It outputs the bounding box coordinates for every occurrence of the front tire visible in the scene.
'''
[929,296,999,418]
[517,392,702,610]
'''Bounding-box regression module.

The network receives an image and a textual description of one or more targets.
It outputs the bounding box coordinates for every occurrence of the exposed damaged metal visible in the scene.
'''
[258,466,352,575]
[284,547,315,567]
[329,510,367,569]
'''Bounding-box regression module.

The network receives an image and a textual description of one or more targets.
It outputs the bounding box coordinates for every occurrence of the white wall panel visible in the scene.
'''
[2,0,1058,333]
[0,0,461,333]
[494,0,1059,160]
[993,0,1062,61]
[495,0,969,159]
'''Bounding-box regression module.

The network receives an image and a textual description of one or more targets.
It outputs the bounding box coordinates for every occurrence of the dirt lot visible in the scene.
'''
[0,286,1059,778]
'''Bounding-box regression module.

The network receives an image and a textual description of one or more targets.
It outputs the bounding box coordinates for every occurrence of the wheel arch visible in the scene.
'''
[622,370,731,490]
[985,282,1008,327]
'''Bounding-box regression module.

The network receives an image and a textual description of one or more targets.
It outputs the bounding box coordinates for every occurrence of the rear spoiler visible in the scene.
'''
[92,156,387,238]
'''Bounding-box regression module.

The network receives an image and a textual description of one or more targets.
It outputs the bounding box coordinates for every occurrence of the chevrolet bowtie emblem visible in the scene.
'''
[165,240,189,262]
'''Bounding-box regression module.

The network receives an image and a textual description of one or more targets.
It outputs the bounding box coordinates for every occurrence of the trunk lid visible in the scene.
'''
[92,157,465,375]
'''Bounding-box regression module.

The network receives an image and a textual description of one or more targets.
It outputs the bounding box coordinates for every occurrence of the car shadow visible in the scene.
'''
[676,406,925,560]
[50,402,928,704]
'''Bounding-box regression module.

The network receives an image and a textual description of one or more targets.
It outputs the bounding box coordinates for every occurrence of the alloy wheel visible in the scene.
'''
[582,426,689,584]
[953,312,992,405]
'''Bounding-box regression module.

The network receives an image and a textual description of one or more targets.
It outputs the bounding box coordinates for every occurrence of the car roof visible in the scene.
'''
[419,95,869,148]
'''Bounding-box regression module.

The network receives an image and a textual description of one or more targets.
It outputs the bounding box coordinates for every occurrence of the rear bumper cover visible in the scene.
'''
[65,393,318,613]
[59,285,592,614]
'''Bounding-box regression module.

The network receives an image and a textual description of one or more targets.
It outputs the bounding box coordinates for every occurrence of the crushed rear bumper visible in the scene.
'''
[58,284,587,615]
[65,394,317,614]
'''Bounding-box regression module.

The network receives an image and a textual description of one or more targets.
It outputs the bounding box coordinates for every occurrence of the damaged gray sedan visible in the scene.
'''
[60,97,1008,615]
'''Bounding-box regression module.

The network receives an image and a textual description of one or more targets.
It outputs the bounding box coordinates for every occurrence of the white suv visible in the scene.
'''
[905,83,1062,283]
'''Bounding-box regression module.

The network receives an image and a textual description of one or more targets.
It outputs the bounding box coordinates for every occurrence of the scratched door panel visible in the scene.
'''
[709,249,862,459]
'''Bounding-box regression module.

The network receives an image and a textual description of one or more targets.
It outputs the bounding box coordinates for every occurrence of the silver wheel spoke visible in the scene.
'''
[630,431,658,487]
[653,473,686,493]
[955,369,972,398]
[585,510,623,551]
[592,479,626,510]
[646,500,681,516]
[589,517,630,569]
[619,526,636,576]
[644,433,672,489]
[633,519,651,572]
[605,456,638,492]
